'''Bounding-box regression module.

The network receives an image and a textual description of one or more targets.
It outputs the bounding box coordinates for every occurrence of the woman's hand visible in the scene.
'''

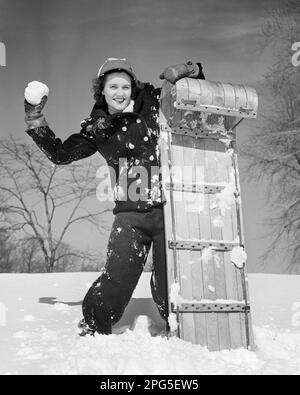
[24,95,48,118]
[159,61,204,84]
[24,81,49,128]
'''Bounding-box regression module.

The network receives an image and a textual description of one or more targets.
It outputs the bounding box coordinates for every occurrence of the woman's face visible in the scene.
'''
[102,72,132,114]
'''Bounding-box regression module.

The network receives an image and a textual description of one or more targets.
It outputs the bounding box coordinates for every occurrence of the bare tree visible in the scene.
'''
[16,236,41,273]
[0,136,111,273]
[44,240,102,273]
[0,227,16,272]
[241,0,300,272]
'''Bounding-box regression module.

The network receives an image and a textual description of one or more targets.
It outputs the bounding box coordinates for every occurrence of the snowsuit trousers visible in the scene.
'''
[82,206,168,334]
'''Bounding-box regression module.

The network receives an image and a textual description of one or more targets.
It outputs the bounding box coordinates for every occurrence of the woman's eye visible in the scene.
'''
[108,85,130,90]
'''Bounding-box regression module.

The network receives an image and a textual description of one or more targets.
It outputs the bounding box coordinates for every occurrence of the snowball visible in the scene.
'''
[25,81,49,105]
[230,246,247,268]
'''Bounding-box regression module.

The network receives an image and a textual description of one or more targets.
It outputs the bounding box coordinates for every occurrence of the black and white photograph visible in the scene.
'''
[0,0,300,376]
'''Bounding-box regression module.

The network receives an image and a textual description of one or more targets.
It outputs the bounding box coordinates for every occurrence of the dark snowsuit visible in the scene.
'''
[26,82,168,334]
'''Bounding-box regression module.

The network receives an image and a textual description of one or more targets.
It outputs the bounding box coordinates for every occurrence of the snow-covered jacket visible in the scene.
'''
[26,82,165,214]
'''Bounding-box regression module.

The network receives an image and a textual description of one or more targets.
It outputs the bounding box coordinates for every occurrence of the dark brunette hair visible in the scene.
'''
[92,70,138,103]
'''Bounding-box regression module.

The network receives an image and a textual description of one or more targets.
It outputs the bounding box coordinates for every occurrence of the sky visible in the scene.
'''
[0,0,290,273]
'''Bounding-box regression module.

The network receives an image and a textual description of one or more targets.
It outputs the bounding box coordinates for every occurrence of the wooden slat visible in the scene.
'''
[192,137,208,346]
[204,139,229,350]
[220,145,245,348]
[173,132,196,343]
[199,138,220,351]
[181,133,206,344]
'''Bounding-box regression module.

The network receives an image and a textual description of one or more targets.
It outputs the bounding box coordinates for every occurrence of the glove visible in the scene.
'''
[159,61,205,84]
[24,81,49,129]
[24,95,48,129]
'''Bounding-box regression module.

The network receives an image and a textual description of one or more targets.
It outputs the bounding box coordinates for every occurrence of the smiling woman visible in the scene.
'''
[23,57,205,337]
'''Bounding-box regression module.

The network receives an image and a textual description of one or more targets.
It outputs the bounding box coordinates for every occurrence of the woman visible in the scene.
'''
[24,58,205,336]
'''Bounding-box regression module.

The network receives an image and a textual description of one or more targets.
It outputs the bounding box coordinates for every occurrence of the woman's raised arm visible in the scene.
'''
[24,81,98,165]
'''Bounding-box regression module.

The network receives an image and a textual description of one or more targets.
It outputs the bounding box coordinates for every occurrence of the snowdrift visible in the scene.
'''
[0,272,300,375]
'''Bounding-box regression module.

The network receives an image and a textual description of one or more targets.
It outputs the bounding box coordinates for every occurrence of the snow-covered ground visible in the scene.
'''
[0,272,300,375]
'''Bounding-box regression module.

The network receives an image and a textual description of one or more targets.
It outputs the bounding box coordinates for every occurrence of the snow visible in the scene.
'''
[23,315,35,322]
[230,246,247,268]
[212,215,224,228]
[53,303,70,312]
[24,81,49,105]
[201,247,214,263]
[291,303,300,328]
[123,99,134,113]
[211,183,236,216]
[170,282,181,308]
[167,313,178,332]
[170,282,245,306]
[0,272,300,375]
[208,285,215,293]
